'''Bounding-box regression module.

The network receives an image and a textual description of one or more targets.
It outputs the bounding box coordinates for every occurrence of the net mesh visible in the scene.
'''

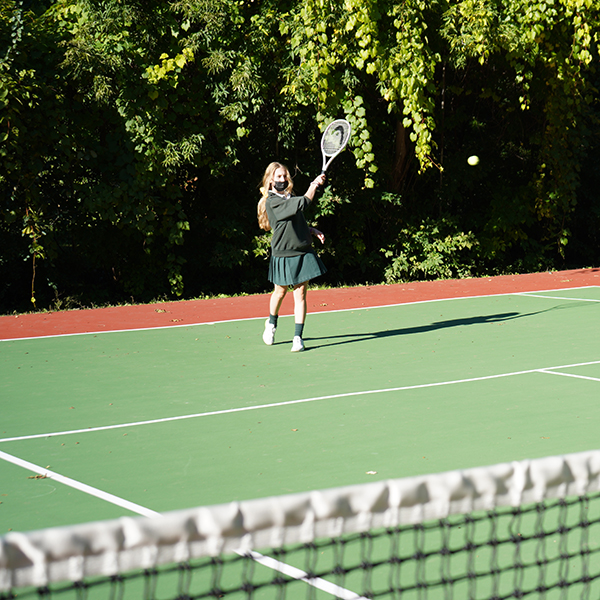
[3,450,600,600]
[322,120,351,155]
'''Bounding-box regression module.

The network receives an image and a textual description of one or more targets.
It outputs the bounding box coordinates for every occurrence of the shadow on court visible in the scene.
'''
[303,306,576,350]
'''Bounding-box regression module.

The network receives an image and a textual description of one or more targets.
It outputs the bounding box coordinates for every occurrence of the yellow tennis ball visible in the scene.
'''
[467,155,479,166]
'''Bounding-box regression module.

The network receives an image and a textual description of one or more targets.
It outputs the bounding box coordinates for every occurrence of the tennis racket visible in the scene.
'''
[320,119,352,173]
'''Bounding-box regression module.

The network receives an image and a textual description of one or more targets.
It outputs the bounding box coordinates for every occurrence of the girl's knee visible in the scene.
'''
[273,285,287,299]
[293,283,308,299]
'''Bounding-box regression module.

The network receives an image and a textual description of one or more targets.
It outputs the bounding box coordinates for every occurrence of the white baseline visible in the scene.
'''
[2,285,598,342]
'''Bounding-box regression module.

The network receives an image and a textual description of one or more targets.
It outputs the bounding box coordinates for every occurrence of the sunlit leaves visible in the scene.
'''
[145,48,194,86]
[285,0,441,179]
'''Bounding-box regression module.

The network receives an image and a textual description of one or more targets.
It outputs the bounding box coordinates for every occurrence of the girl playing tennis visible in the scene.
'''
[257,162,327,352]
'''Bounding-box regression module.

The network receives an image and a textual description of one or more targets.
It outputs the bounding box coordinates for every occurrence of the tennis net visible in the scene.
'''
[2,450,600,599]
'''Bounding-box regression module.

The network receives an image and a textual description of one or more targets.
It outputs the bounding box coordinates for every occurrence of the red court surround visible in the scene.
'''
[1,268,599,340]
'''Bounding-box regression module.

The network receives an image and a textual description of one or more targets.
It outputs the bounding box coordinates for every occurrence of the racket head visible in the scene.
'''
[320,119,352,171]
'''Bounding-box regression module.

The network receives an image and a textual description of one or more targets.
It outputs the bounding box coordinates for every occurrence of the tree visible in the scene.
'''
[1,0,599,312]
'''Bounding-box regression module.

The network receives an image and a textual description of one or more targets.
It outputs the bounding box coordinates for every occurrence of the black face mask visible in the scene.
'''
[273,180,288,192]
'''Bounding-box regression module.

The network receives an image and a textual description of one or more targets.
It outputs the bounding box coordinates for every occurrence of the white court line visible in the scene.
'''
[3,285,599,342]
[540,370,600,383]
[245,551,367,600]
[3,286,598,598]
[516,292,600,303]
[0,450,364,599]
[3,358,600,445]
[4,353,600,597]
[0,450,159,518]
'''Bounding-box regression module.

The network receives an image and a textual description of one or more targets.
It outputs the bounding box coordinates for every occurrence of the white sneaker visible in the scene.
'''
[291,336,305,352]
[263,319,276,345]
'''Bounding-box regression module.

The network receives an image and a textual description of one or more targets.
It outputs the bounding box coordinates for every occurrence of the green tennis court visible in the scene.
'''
[2,284,600,539]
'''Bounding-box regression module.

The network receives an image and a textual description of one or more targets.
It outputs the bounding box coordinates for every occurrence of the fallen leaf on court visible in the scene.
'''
[292,429,298,432]
[155,309,167,313]
[541,436,550,439]
[366,471,377,475]
[170,318,183,322]
[28,474,48,480]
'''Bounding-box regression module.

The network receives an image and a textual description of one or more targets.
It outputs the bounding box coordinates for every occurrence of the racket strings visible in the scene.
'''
[322,123,351,156]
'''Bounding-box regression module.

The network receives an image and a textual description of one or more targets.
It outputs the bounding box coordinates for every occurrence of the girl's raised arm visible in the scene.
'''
[304,173,326,201]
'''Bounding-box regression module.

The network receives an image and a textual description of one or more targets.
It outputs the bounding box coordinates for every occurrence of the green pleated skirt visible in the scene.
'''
[268,252,327,287]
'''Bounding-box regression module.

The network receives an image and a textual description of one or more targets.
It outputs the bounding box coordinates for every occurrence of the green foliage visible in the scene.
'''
[0,0,599,313]
[284,0,441,182]
[382,217,479,283]
[439,0,599,257]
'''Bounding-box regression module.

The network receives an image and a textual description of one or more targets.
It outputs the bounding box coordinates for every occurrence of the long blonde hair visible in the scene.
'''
[257,162,293,231]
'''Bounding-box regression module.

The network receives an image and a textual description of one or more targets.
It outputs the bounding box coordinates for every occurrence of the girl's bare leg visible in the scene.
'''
[292,281,308,325]
[270,284,287,316]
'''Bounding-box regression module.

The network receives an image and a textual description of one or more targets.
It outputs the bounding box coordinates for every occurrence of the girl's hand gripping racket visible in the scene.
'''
[320,119,352,174]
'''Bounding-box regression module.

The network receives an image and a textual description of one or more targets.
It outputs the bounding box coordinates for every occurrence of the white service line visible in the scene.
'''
[2,358,600,445]
[0,450,363,599]
[243,550,368,600]
[539,370,600,383]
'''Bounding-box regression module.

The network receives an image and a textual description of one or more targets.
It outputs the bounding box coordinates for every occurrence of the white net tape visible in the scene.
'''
[2,449,600,591]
